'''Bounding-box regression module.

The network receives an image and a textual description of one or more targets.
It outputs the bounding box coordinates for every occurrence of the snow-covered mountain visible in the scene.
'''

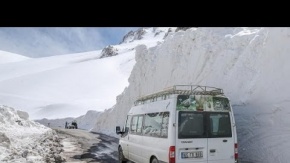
[3,27,289,162]
[91,27,290,163]
[120,27,170,44]
[0,105,65,162]
[0,27,170,120]
[0,50,29,64]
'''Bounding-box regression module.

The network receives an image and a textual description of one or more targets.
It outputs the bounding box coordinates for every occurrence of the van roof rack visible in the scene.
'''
[134,85,223,105]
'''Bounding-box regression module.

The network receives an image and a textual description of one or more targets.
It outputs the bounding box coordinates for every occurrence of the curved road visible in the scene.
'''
[53,127,119,163]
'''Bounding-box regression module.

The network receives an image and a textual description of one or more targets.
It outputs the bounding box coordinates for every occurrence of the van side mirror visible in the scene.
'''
[116,126,121,134]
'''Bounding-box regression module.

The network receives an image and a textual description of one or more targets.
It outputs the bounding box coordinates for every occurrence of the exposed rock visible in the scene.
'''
[120,28,147,44]
[121,31,134,43]
[163,28,174,39]
[175,27,195,32]
[15,120,23,126]
[100,45,118,58]
[53,154,64,163]
[21,150,28,158]
[0,132,11,148]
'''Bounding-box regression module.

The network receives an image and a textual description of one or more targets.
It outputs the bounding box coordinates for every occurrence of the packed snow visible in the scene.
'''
[0,105,65,162]
[91,27,290,163]
[0,27,169,120]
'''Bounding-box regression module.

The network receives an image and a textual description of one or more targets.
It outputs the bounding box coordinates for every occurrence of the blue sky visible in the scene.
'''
[0,27,138,58]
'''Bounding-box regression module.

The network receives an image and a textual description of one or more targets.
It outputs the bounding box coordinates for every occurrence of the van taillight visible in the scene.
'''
[234,143,238,162]
[169,146,175,163]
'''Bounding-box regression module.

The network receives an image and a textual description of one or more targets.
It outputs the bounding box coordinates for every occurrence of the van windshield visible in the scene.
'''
[178,111,232,139]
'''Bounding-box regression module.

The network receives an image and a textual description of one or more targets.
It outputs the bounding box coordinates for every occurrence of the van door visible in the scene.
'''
[207,112,235,163]
[128,115,144,163]
[120,115,131,159]
[176,111,208,163]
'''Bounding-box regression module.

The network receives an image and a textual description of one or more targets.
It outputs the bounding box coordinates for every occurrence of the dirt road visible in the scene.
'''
[53,127,119,163]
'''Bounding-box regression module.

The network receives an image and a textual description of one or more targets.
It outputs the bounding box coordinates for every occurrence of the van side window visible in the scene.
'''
[143,112,169,138]
[125,115,132,130]
[161,112,170,138]
[131,116,138,133]
[131,115,143,135]
[136,115,143,134]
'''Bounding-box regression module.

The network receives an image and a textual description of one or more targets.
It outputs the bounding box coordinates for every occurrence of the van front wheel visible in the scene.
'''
[151,157,159,163]
[118,147,126,163]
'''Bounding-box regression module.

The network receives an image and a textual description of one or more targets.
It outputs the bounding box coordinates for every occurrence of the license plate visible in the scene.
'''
[181,151,203,158]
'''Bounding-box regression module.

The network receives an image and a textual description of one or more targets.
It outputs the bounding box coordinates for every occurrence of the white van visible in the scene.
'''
[116,85,238,163]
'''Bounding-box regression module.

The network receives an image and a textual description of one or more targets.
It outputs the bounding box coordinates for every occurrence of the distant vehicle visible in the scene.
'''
[68,123,76,129]
[71,120,78,129]
[116,85,238,163]
[68,120,78,129]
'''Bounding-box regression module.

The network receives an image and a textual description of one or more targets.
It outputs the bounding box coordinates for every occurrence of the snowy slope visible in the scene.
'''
[74,110,101,130]
[92,27,290,163]
[0,105,65,162]
[0,50,29,64]
[0,27,169,120]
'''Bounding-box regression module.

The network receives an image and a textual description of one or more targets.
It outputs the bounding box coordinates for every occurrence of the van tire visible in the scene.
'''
[151,157,159,163]
[118,147,126,163]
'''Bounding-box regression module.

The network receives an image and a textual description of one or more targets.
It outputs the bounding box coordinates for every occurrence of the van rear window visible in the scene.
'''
[178,111,232,139]
[209,113,232,137]
[178,112,205,138]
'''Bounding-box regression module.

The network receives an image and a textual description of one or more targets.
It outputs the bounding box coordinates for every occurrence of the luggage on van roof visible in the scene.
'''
[134,85,224,106]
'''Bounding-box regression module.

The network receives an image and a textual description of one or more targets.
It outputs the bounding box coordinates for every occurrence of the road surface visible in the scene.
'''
[53,127,119,163]
[53,127,253,163]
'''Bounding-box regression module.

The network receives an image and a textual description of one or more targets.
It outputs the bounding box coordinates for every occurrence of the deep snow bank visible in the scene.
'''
[92,27,290,163]
[74,110,101,130]
[0,105,65,162]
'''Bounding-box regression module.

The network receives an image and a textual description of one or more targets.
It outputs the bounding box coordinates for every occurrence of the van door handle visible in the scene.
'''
[210,149,216,153]
[223,139,227,142]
